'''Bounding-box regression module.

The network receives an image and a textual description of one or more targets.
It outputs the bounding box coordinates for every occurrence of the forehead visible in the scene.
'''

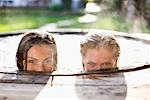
[27,44,53,58]
[84,48,114,62]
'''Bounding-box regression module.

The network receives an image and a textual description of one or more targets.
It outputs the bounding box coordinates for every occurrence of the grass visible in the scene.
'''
[60,14,133,32]
[0,8,149,33]
[0,14,77,32]
[0,8,78,33]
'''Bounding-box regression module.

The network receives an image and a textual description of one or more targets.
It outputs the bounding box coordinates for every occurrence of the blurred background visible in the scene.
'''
[0,0,149,33]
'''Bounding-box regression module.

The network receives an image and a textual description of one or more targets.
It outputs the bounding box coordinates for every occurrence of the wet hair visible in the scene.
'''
[80,33,120,61]
[16,31,57,71]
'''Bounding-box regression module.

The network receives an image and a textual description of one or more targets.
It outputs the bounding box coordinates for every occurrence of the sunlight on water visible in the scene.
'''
[0,35,23,72]
[117,37,150,68]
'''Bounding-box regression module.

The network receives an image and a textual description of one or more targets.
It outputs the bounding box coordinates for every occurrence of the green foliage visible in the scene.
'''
[62,0,72,10]
[103,0,122,11]
[0,8,149,33]
[60,14,132,32]
[0,14,76,32]
[113,0,122,10]
[49,4,63,11]
[141,24,150,33]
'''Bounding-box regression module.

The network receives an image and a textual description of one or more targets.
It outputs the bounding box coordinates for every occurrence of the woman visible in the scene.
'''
[16,31,57,73]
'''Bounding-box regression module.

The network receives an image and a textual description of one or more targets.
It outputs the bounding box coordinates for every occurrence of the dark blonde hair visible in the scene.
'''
[80,33,120,61]
[16,31,57,71]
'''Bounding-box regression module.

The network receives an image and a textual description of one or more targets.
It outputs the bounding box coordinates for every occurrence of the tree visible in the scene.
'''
[62,0,72,10]
[120,0,149,32]
[120,0,146,20]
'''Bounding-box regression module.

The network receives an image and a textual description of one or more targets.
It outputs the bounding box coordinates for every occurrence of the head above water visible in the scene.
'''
[80,33,120,71]
[16,31,57,72]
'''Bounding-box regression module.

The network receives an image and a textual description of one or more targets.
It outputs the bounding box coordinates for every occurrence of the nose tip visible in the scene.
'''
[36,64,45,72]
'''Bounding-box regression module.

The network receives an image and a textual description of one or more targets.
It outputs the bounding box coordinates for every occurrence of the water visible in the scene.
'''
[0,32,150,100]
[0,33,150,72]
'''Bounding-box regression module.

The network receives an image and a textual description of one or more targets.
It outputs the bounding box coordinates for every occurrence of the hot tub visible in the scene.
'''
[0,29,150,100]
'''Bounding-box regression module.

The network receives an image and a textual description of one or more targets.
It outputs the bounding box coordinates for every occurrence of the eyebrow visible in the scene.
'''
[27,57,38,60]
[27,57,52,60]
[86,61,112,65]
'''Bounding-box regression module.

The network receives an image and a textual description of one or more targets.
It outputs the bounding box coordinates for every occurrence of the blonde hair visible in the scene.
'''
[80,33,120,60]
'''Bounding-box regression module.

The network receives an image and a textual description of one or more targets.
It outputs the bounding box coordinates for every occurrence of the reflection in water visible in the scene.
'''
[75,73,127,100]
[0,73,50,100]
[0,72,50,84]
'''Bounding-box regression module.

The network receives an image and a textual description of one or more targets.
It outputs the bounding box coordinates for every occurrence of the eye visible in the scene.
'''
[43,59,53,65]
[87,62,95,66]
[85,62,97,69]
[27,60,35,64]
[105,62,111,66]
[101,62,112,68]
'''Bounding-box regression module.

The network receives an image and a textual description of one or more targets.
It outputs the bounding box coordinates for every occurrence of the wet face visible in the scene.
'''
[82,48,117,71]
[23,44,55,72]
